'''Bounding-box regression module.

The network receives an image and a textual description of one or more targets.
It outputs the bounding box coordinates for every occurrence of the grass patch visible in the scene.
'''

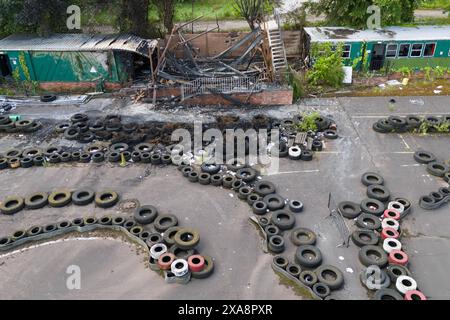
[418,0,449,9]
[150,0,240,22]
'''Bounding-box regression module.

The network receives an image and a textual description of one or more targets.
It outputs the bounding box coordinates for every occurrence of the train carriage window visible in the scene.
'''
[423,43,436,57]
[342,45,351,58]
[386,44,398,58]
[410,43,423,57]
[398,44,410,57]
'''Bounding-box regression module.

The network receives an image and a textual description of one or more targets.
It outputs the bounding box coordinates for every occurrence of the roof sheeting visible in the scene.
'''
[304,26,450,43]
[0,34,158,57]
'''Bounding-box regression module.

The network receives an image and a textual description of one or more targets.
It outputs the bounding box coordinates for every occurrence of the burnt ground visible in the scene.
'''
[0,95,449,300]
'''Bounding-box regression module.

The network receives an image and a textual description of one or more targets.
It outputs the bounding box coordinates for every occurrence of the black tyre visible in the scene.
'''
[238,186,252,200]
[360,198,385,216]
[386,264,411,282]
[290,228,317,246]
[299,270,318,287]
[312,283,330,299]
[367,185,391,202]
[271,210,296,230]
[268,235,285,253]
[289,200,304,213]
[273,255,289,269]
[264,224,280,237]
[300,150,313,161]
[252,201,268,215]
[427,161,449,177]
[134,205,158,225]
[361,172,384,186]
[199,173,211,185]
[374,288,403,300]
[356,213,381,230]
[201,163,221,175]
[358,245,388,268]
[338,201,361,219]
[286,263,302,278]
[72,189,95,206]
[40,95,57,102]
[222,175,235,188]
[24,192,48,210]
[315,265,344,290]
[413,150,436,164]
[108,152,120,163]
[351,229,379,247]
[112,216,126,226]
[211,174,223,186]
[48,190,72,208]
[151,154,162,165]
[236,168,257,183]
[188,171,199,183]
[295,245,322,268]
[79,153,91,163]
[33,156,45,166]
[0,196,25,215]
[254,180,276,196]
[60,152,72,162]
[263,194,286,211]
[92,152,105,163]
[20,157,34,168]
[173,228,200,250]
[154,214,178,232]
[64,126,81,140]
[162,227,182,246]
[47,153,61,164]
[95,190,119,208]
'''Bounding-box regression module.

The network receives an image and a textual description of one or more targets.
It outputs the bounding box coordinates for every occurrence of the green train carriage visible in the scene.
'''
[303,26,450,71]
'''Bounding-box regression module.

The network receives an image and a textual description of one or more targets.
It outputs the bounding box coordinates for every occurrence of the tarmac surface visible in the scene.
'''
[0,95,449,300]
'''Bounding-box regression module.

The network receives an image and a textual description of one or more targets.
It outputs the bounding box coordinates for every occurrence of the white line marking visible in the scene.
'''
[0,237,124,259]
[401,164,421,167]
[270,169,320,176]
[399,134,410,150]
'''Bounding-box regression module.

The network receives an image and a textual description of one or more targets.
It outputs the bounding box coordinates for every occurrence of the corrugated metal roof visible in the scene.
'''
[0,34,158,57]
[304,26,450,43]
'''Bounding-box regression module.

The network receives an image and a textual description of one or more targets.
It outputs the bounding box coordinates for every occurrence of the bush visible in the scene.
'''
[307,42,345,88]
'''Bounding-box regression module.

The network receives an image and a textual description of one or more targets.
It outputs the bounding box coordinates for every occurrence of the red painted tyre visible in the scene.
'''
[157,253,176,270]
[188,255,205,272]
[381,227,400,240]
[389,250,409,266]
[383,209,401,221]
[404,290,427,300]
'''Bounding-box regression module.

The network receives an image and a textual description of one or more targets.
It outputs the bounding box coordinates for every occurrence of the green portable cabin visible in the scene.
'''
[0,34,157,90]
[303,26,450,71]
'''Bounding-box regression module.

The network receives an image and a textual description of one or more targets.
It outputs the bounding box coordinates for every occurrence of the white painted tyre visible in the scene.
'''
[396,275,417,295]
[383,238,402,253]
[171,155,182,166]
[289,146,301,159]
[388,201,405,214]
[171,259,189,277]
[150,243,167,260]
[382,218,400,231]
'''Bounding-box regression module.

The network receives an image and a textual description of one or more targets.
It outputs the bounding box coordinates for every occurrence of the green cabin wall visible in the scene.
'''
[348,39,450,70]
[3,50,129,83]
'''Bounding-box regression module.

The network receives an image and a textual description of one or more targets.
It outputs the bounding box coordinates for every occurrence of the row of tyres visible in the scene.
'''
[338,172,426,300]
[373,114,450,134]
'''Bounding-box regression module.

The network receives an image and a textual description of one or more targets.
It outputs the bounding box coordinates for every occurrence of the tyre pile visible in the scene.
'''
[0,188,119,215]
[0,202,214,284]
[373,115,450,134]
[338,172,426,300]
[0,142,174,170]
[0,116,42,133]
[271,115,338,161]
[178,158,345,300]
[413,150,450,210]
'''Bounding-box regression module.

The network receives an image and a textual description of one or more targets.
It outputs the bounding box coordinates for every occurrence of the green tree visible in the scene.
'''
[118,0,152,37]
[304,0,417,28]
[308,42,345,88]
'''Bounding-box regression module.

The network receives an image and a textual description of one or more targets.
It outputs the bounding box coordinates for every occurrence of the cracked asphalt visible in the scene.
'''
[0,95,449,300]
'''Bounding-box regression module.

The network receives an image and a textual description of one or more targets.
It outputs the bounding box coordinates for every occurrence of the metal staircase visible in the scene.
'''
[266,10,288,77]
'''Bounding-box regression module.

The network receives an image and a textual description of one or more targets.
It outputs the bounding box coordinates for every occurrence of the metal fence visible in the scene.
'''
[181,76,261,99]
